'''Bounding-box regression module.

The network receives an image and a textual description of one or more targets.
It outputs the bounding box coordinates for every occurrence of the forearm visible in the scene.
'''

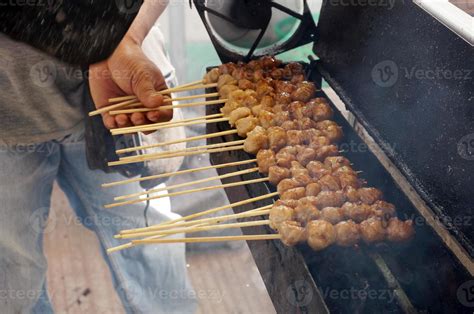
[127,0,169,45]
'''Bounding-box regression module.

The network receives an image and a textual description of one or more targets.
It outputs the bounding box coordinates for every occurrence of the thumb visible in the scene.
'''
[132,63,167,108]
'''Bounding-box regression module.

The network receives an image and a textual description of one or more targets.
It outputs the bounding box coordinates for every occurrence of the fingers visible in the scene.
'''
[132,63,167,109]
[146,108,173,123]
[102,113,117,130]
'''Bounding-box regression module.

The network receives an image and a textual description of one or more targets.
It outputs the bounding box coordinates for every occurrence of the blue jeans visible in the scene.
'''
[0,125,197,314]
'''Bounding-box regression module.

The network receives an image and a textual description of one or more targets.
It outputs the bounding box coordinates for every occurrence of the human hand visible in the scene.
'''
[88,35,173,129]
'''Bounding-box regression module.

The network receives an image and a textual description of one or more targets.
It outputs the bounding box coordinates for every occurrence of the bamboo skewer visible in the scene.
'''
[104,177,270,208]
[119,194,277,235]
[118,140,245,162]
[117,206,272,238]
[108,145,245,167]
[111,113,223,133]
[88,99,140,117]
[102,158,257,188]
[107,80,205,104]
[109,98,226,116]
[119,220,270,240]
[114,167,259,201]
[116,129,238,154]
[107,207,271,253]
[108,92,220,115]
[132,234,281,245]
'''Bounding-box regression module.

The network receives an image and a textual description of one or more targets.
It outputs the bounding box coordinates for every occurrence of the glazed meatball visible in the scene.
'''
[218,63,237,75]
[244,126,269,154]
[344,186,360,203]
[235,116,258,137]
[302,129,323,144]
[386,218,415,242]
[306,182,322,197]
[338,173,361,189]
[324,156,351,170]
[256,149,276,174]
[260,95,275,108]
[296,117,317,130]
[273,111,290,125]
[371,201,396,219]
[268,166,291,185]
[307,220,336,251]
[333,166,358,177]
[315,145,339,161]
[296,147,317,166]
[294,200,320,223]
[219,85,240,98]
[228,107,251,126]
[318,174,341,191]
[315,191,346,209]
[238,79,255,90]
[256,81,274,97]
[280,221,307,246]
[217,74,237,89]
[320,207,345,224]
[258,110,276,129]
[335,220,360,247]
[284,62,304,76]
[308,98,334,121]
[277,178,303,194]
[274,199,299,208]
[269,205,294,230]
[267,126,287,150]
[281,187,306,200]
[281,120,300,131]
[323,125,344,143]
[287,130,304,146]
[275,151,296,168]
[203,68,220,84]
[220,100,242,116]
[360,218,386,243]
[341,202,374,223]
[274,81,296,94]
[270,68,284,80]
[274,92,292,105]
[358,187,383,205]
[306,161,331,180]
[288,101,306,120]
[291,81,316,102]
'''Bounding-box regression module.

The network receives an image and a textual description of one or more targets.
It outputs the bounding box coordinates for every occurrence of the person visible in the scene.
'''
[0,1,196,313]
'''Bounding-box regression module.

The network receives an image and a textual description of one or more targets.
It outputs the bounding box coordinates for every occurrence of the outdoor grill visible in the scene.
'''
[196,1,474,312]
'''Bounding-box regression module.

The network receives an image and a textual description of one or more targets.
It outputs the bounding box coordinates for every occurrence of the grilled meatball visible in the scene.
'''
[260,55,282,69]
[274,81,296,94]
[220,100,241,116]
[295,200,320,224]
[277,178,302,194]
[360,218,386,243]
[267,126,287,150]
[238,79,255,90]
[269,205,294,230]
[315,145,339,161]
[338,173,361,189]
[306,182,322,197]
[358,187,383,205]
[270,68,284,80]
[288,101,306,120]
[219,63,237,75]
[273,111,290,126]
[256,149,276,174]
[235,116,258,137]
[309,136,331,150]
[275,151,296,168]
[306,161,332,180]
[291,74,306,84]
[256,81,274,98]
[260,95,275,107]
[287,130,304,146]
[324,125,344,143]
[244,126,269,154]
[386,218,414,242]
[302,129,323,144]
[324,156,351,170]
[268,166,291,185]
[291,81,316,102]
[228,107,251,126]
[281,120,300,131]
[258,110,276,129]
[335,220,360,247]
[320,207,345,224]
[333,166,358,177]
[341,202,374,223]
[371,201,396,219]
[275,92,292,105]
[319,174,341,191]
[308,98,334,121]
[217,74,237,89]
[203,68,220,84]
[281,187,306,200]
[284,62,304,76]
[219,85,240,98]
[296,117,317,130]
[315,191,346,209]
[307,220,336,251]
[274,199,298,208]
[296,147,317,166]
[344,186,360,203]
[280,221,307,246]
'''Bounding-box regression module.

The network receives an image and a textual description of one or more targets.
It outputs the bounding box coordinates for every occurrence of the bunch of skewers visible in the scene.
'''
[89,56,414,254]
